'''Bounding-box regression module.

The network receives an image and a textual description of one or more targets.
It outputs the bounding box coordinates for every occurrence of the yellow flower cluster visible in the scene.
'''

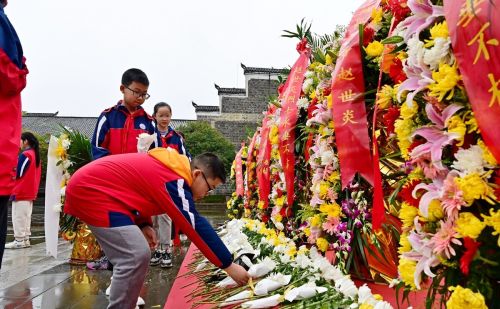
[455,212,485,239]
[446,115,467,146]
[376,85,396,109]
[319,203,341,218]
[421,199,444,222]
[269,125,279,145]
[371,7,383,26]
[310,215,322,227]
[366,41,384,58]
[482,208,500,246]
[398,232,411,254]
[395,101,418,159]
[399,202,419,229]
[398,258,417,290]
[425,21,449,47]
[316,237,329,252]
[446,286,487,309]
[478,139,498,166]
[455,173,497,205]
[428,62,461,102]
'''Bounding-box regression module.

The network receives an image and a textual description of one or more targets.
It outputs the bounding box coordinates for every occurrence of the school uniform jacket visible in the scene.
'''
[64,148,232,269]
[11,148,41,201]
[159,126,191,159]
[0,6,29,195]
[91,102,158,160]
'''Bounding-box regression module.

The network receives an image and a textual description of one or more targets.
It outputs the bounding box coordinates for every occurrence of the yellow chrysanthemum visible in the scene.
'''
[327,171,340,183]
[309,90,317,100]
[269,125,279,145]
[371,7,383,25]
[376,85,395,109]
[399,202,419,229]
[395,118,415,160]
[360,304,374,309]
[421,199,444,222]
[447,115,466,146]
[478,139,497,166]
[398,258,417,289]
[327,94,333,109]
[325,54,333,65]
[465,112,479,134]
[455,173,497,205]
[366,41,384,58]
[446,286,487,309]
[303,227,311,237]
[398,232,412,254]
[286,245,297,257]
[244,208,251,217]
[425,21,449,47]
[310,215,322,227]
[482,208,500,246]
[297,245,309,255]
[274,213,283,223]
[400,100,419,119]
[257,200,265,210]
[319,203,341,218]
[316,237,329,252]
[319,181,331,200]
[455,212,486,239]
[275,196,286,207]
[271,148,280,160]
[428,62,461,101]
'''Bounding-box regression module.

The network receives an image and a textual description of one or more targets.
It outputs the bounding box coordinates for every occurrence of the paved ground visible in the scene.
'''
[0,204,227,309]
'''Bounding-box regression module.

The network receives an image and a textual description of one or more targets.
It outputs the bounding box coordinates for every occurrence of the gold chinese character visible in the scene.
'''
[488,73,500,107]
[338,89,357,102]
[287,95,296,103]
[342,109,358,125]
[459,0,485,28]
[282,130,290,141]
[281,116,290,128]
[338,67,355,81]
[263,167,269,174]
[467,22,499,64]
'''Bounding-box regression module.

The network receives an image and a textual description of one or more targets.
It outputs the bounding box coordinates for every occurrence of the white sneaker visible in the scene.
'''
[5,240,27,249]
[137,296,145,306]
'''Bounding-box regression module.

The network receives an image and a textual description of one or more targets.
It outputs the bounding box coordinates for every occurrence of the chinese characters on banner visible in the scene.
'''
[278,38,311,208]
[444,0,500,162]
[235,142,245,197]
[331,0,380,189]
[257,106,276,209]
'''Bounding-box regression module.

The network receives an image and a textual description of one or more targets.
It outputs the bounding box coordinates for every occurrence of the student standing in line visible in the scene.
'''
[5,132,41,249]
[150,102,190,268]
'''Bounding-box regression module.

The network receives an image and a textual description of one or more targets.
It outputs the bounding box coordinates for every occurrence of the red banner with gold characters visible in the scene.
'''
[444,0,500,162]
[331,0,380,189]
[257,106,276,209]
[245,131,259,207]
[279,38,310,207]
[235,142,245,197]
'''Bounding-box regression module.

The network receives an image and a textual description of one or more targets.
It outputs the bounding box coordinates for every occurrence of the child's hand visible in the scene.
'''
[141,225,158,249]
[224,263,250,286]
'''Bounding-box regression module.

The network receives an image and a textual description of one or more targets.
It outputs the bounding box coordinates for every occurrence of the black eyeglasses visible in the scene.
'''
[198,168,214,193]
[123,85,150,100]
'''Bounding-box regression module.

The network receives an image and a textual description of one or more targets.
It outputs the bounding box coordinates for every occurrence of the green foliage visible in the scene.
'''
[176,121,236,175]
[61,126,92,175]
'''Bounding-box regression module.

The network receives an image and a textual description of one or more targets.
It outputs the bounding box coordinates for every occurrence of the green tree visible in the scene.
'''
[177,121,236,174]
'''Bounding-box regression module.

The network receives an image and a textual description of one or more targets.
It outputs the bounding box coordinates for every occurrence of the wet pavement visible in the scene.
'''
[1,204,228,309]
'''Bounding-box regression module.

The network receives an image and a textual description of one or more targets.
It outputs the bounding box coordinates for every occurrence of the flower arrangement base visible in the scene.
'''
[68,224,102,265]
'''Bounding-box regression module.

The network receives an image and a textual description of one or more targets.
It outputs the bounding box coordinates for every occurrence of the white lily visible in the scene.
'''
[284,283,328,302]
[241,294,283,308]
[254,273,292,296]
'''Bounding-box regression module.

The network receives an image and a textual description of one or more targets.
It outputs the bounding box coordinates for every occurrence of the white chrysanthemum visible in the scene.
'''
[335,277,358,299]
[358,284,376,305]
[61,139,71,149]
[373,301,393,309]
[452,145,491,176]
[406,36,426,69]
[294,252,313,269]
[302,78,314,93]
[53,203,62,213]
[424,37,451,70]
[297,97,309,110]
[320,150,335,166]
[61,159,73,169]
[60,186,66,197]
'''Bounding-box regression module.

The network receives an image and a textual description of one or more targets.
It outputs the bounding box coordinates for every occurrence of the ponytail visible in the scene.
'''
[21,132,40,167]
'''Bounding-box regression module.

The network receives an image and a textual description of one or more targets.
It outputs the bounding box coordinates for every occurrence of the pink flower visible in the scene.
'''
[400,0,443,41]
[413,178,443,217]
[428,220,462,259]
[322,216,340,235]
[441,172,466,219]
[411,152,448,179]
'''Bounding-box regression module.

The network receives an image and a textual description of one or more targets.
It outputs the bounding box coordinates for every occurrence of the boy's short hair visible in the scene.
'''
[191,153,226,183]
[121,68,149,87]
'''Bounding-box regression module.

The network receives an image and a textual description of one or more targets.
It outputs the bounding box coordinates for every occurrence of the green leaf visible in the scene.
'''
[381,36,404,44]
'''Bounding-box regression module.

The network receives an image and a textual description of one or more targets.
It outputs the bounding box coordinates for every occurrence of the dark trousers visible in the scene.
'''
[0,196,9,269]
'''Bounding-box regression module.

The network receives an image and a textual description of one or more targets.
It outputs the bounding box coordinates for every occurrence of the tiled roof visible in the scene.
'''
[214,84,246,95]
[191,102,220,113]
[22,114,192,139]
[241,63,289,75]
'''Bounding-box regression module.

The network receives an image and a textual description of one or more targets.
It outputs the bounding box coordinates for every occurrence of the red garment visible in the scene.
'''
[0,49,28,195]
[12,149,41,201]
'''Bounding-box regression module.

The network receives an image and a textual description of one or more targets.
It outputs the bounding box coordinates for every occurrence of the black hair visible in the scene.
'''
[191,153,226,183]
[121,68,149,87]
[21,132,40,167]
[153,102,172,117]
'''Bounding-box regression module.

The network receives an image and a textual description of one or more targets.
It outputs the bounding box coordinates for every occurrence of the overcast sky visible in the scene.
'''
[7,0,364,120]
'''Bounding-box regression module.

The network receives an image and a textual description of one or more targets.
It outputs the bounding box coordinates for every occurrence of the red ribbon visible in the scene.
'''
[331,0,380,189]
[245,131,259,207]
[278,38,310,208]
[444,0,500,163]
[235,142,245,197]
